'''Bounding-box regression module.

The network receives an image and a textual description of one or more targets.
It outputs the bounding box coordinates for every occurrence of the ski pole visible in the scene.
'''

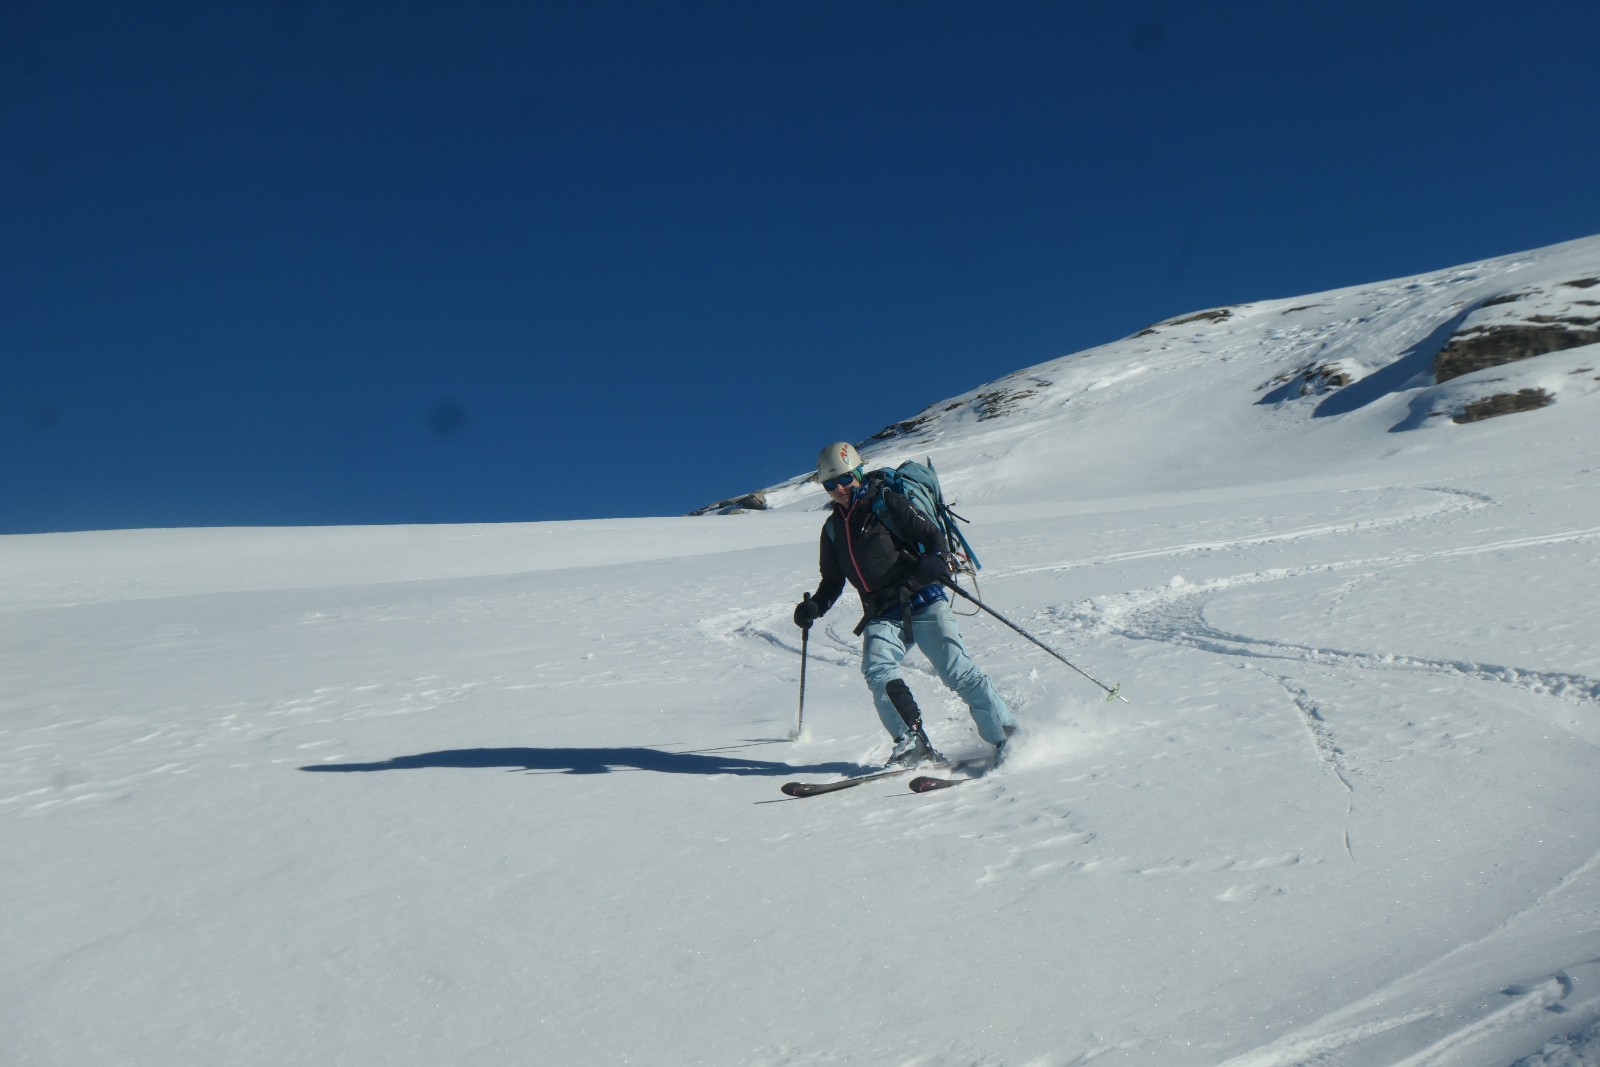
[791,594,811,740]
[939,577,1129,703]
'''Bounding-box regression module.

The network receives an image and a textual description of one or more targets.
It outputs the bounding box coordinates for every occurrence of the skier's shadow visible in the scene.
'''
[300,742,854,778]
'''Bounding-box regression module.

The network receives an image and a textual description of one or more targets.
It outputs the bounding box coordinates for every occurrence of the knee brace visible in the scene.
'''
[884,678,922,730]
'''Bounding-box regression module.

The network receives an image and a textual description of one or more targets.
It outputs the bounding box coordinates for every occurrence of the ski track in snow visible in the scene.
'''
[1004,484,1496,579]
[1220,958,1600,1067]
[1263,672,1359,863]
[1068,524,1600,709]
[1051,514,1600,891]
[1219,877,1600,1066]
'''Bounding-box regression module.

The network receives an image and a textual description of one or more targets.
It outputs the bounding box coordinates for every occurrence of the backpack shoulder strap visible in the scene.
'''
[868,483,915,552]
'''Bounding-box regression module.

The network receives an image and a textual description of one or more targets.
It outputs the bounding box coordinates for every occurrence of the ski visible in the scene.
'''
[780,757,986,798]
[908,761,999,793]
[780,766,917,798]
[915,771,985,790]
[908,773,973,792]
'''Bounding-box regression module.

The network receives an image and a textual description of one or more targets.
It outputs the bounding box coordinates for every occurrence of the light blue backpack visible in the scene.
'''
[829,458,981,575]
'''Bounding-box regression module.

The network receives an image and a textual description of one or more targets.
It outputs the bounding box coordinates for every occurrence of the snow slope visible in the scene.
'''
[4,235,1600,1066]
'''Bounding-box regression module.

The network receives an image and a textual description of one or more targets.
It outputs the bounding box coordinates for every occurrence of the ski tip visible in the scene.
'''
[780,779,853,798]
[908,775,958,793]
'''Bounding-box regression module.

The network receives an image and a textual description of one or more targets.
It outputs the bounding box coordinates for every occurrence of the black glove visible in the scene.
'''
[916,552,952,585]
[793,597,820,629]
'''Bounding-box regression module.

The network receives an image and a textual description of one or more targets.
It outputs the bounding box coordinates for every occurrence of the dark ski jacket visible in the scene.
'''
[810,486,948,629]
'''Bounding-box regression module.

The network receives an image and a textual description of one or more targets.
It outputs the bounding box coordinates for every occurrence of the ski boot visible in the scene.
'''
[889,726,934,767]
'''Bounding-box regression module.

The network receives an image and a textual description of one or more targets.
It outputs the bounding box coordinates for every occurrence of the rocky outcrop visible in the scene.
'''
[1434,279,1600,383]
[1452,388,1555,423]
[1260,362,1354,399]
[691,491,769,516]
[868,381,1047,442]
[1131,307,1234,339]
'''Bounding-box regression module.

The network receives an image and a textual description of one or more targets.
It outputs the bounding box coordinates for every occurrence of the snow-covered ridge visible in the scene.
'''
[701,233,1600,514]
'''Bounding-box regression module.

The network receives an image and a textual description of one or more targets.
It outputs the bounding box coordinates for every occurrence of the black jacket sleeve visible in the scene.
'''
[810,516,847,615]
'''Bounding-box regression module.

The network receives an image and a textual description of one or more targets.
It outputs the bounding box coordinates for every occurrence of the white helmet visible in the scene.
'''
[816,441,863,482]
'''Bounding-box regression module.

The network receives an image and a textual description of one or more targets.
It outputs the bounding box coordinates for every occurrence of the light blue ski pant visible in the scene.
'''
[861,598,1015,746]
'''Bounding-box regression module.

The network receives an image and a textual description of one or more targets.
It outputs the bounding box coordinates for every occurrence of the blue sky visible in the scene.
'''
[5,2,1599,534]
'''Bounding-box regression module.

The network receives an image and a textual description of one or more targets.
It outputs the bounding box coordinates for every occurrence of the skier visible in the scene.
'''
[792,441,1016,767]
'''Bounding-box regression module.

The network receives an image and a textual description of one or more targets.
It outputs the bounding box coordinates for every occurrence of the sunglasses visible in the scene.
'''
[822,470,859,492]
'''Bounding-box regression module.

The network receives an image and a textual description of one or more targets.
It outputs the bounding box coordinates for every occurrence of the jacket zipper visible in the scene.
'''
[840,500,872,592]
